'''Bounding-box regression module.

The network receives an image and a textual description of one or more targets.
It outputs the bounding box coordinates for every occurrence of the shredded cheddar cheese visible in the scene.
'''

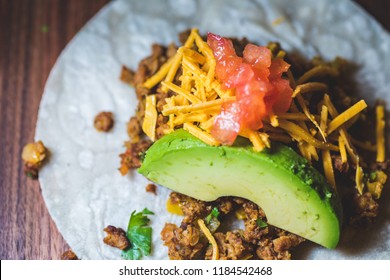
[272,16,285,26]
[143,58,175,89]
[269,110,279,127]
[355,164,365,195]
[142,95,157,141]
[296,65,338,84]
[198,219,219,260]
[327,100,367,135]
[278,120,338,151]
[376,104,386,162]
[292,82,328,98]
[183,123,220,146]
[322,149,336,189]
[319,105,336,189]
[338,136,347,163]
[162,97,235,116]
[161,51,183,92]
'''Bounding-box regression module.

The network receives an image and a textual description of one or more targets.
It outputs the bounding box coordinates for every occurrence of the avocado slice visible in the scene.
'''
[138,129,342,248]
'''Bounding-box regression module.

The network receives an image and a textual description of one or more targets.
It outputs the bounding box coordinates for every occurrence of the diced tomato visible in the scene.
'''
[269,58,290,79]
[243,44,271,80]
[270,78,293,113]
[226,63,254,89]
[207,33,236,61]
[237,88,267,130]
[215,56,244,89]
[211,101,241,145]
[207,32,293,145]
[243,44,272,69]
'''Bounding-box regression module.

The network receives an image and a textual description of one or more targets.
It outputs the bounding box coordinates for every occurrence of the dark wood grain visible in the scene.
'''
[0,0,388,260]
[0,0,109,260]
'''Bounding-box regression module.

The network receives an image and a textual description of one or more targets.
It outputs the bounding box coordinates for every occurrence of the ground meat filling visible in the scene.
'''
[145,183,157,195]
[119,139,152,175]
[205,231,254,260]
[60,250,79,260]
[349,192,379,227]
[161,192,304,260]
[103,225,130,250]
[94,111,114,132]
[161,223,206,260]
[118,41,179,175]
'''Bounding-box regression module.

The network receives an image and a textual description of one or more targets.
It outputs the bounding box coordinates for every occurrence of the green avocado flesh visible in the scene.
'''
[138,129,342,248]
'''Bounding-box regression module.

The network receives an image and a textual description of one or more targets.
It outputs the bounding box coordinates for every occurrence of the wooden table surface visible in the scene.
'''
[0,0,389,260]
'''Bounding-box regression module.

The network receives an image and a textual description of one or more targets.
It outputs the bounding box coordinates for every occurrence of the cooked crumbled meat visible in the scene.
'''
[22,140,47,179]
[155,88,168,112]
[170,192,209,224]
[366,170,387,199]
[214,197,234,215]
[234,198,266,221]
[350,192,379,227]
[161,223,205,260]
[178,29,191,45]
[135,87,150,101]
[132,44,169,89]
[371,160,390,171]
[119,139,152,175]
[60,250,79,260]
[120,65,135,86]
[243,219,269,244]
[256,238,291,260]
[127,116,142,143]
[273,234,304,253]
[161,223,177,245]
[132,65,149,88]
[136,98,146,121]
[205,231,254,260]
[163,193,305,260]
[103,225,130,250]
[167,43,178,58]
[156,114,170,139]
[156,123,170,140]
[332,155,349,173]
[94,112,114,132]
[146,183,157,195]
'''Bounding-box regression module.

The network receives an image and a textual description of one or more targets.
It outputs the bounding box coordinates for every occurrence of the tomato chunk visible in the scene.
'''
[211,101,241,145]
[207,33,293,145]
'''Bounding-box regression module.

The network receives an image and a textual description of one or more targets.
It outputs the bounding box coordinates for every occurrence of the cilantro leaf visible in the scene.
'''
[205,207,220,224]
[256,218,268,229]
[121,208,154,260]
[121,247,142,260]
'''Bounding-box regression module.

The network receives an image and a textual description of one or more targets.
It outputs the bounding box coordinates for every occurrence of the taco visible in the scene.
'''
[35,0,390,259]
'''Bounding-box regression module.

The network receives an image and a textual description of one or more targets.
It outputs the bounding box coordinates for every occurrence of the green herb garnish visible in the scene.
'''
[369,171,377,182]
[256,218,268,229]
[205,207,220,224]
[121,208,154,260]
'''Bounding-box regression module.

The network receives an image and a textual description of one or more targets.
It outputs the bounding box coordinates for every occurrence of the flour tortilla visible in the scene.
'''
[36,0,390,259]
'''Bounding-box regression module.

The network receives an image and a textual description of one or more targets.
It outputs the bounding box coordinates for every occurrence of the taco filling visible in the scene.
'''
[119,29,388,260]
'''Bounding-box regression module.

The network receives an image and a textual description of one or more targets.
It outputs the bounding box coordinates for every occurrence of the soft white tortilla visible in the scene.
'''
[36,0,390,259]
